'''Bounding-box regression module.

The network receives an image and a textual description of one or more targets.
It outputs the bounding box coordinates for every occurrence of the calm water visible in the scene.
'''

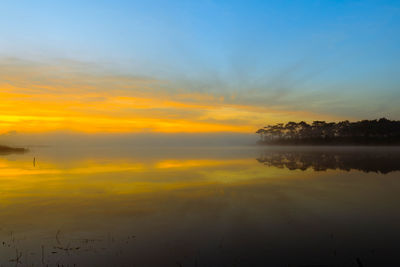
[0,145,399,266]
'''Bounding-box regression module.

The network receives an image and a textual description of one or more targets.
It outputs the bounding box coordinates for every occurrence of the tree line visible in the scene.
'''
[256,118,400,145]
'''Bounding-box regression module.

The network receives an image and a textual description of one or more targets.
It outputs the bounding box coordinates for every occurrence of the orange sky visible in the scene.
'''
[0,59,342,134]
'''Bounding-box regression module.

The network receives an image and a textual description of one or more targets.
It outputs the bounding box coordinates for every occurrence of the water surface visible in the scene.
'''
[0,145,399,266]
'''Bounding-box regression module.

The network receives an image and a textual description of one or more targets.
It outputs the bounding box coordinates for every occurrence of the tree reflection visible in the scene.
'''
[257,148,400,174]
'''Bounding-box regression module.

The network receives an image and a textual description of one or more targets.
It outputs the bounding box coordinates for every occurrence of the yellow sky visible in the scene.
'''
[0,59,342,134]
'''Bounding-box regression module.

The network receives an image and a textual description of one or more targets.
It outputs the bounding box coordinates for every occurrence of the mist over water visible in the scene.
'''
[0,132,258,149]
[0,140,399,266]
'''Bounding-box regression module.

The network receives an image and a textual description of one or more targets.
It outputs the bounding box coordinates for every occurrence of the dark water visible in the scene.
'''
[0,146,399,266]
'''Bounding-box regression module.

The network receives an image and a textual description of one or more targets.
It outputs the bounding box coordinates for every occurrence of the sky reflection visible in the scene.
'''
[0,146,399,266]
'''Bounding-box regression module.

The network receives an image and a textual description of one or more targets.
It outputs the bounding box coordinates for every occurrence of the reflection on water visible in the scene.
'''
[0,146,399,266]
[257,146,400,174]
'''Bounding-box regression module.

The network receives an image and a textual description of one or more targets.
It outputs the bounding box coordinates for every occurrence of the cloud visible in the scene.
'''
[0,58,343,134]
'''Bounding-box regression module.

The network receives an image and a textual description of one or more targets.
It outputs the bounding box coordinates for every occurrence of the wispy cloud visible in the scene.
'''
[0,58,342,134]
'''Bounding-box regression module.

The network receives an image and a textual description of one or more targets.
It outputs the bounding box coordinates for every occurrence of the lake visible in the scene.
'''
[0,145,399,266]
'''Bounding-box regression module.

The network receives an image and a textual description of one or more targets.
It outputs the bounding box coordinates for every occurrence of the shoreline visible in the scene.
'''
[0,145,28,154]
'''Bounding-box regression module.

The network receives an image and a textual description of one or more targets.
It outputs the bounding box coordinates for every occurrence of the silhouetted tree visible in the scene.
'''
[256,118,400,145]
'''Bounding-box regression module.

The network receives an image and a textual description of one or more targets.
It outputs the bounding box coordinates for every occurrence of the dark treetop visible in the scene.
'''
[256,118,400,145]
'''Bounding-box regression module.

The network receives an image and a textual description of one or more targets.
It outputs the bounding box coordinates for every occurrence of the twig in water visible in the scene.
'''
[9,249,22,265]
[41,245,45,265]
[55,230,61,245]
[356,257,364,267]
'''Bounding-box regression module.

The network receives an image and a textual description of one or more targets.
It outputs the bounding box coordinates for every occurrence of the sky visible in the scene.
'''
[0,0,399,134]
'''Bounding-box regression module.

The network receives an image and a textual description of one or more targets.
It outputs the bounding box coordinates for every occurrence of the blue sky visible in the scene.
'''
[1,0,400,123]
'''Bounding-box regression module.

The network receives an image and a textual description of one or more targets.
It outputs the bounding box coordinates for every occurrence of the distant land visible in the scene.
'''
[0,145,28,155]
[256,118,400,145]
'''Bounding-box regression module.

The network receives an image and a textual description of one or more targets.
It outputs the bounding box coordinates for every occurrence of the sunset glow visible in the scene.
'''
[0,60,341,134]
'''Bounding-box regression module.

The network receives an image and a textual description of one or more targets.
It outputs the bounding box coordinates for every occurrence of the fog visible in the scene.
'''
[0,131,258,149]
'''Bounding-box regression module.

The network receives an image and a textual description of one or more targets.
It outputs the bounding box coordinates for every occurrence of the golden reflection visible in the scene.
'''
[0,147,399,266]
[155,158,251,169]
[0,150,313,208]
